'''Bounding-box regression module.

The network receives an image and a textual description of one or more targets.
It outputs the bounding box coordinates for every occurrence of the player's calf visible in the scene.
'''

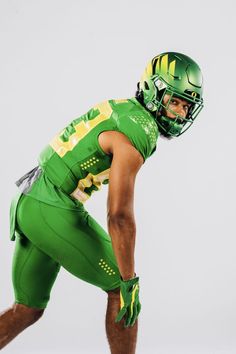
[105,288,138,354]
[0,302,44,350]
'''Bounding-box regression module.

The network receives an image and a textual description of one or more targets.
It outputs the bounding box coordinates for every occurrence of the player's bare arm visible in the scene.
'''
[99,131,144,281]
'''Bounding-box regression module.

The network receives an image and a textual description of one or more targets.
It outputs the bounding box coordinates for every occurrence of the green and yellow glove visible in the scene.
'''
[115,275,141,327]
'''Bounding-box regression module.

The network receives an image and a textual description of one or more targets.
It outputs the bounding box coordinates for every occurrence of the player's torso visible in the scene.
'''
[38,97,159,204]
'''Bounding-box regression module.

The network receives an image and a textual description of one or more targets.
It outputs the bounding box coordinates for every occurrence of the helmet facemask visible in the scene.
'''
[142,76,204,138]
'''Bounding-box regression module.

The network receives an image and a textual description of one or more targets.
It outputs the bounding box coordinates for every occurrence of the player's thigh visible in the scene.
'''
[81,212,121,291]
[16,195,121,292]
[12,232,60,309]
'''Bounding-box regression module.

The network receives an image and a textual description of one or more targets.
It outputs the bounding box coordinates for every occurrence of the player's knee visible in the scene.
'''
[13,302,45,323]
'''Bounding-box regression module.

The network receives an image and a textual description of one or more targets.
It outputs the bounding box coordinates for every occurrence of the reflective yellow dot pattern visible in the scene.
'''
[81,157,100,171]
[98,258,116,276]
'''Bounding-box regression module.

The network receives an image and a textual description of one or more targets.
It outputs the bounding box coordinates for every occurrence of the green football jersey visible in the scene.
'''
[18,97,159,208]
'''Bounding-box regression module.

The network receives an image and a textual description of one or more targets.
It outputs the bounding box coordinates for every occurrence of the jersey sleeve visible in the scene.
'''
[116,113,158,162]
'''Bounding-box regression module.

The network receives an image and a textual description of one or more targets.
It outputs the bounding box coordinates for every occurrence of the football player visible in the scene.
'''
[1,52,203,353]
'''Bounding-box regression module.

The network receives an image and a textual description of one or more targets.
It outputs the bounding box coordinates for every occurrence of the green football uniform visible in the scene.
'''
[20,97,157,208]
[9,97,158,309]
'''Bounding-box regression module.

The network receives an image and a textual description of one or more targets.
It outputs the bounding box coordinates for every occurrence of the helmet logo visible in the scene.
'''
[191,91,197,98]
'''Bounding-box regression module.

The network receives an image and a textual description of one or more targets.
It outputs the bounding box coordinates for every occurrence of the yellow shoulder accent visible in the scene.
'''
[50,101,112,158]
[113,98,129,104]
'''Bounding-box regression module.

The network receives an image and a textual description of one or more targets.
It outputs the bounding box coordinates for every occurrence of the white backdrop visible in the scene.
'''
[0,0,235,353]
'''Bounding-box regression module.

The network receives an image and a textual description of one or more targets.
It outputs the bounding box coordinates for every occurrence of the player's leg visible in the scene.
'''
[16,194,121,291]
[85,216,138,354]
[0,303,44,350]
[0,232,60,350]
[105,287,138,354]
[16,195,138,353]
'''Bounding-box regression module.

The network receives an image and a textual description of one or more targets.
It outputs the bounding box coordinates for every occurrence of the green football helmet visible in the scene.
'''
[136,52,204,137]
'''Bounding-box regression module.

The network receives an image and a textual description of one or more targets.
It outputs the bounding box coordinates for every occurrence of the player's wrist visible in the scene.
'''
[120,272,137,281]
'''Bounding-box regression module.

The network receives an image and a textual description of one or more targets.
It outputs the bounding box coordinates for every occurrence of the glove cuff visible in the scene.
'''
[120,273,139,283]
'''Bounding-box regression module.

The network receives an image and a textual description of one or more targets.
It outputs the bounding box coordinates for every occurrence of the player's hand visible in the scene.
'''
[115,275,141,327]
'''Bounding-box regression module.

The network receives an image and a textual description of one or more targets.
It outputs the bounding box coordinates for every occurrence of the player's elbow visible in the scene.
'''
[107,210,135,228]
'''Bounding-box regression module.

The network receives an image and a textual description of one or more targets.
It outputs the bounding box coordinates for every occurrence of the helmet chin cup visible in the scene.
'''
[157,115,183,137]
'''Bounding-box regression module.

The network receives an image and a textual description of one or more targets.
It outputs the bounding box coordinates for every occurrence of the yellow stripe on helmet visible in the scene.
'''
[161,54,168,73]
[169,60,176,76]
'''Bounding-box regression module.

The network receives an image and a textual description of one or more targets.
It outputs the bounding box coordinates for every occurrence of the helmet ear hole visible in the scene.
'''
[144,81,149,90]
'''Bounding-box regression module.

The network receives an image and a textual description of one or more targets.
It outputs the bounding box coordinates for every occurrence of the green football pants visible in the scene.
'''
[12,194,121,309]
